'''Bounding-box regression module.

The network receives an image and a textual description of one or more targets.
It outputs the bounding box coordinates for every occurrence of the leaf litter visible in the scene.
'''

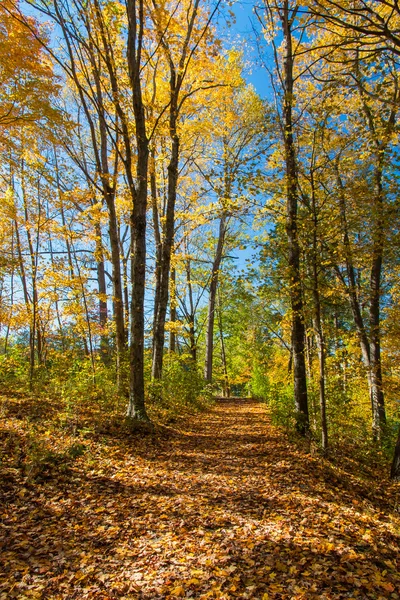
[1,398,399,599]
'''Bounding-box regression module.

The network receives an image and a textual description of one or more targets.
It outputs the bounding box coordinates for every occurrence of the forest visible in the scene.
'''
[1,0,400,598]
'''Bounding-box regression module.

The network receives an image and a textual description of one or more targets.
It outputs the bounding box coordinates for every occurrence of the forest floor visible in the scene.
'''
[1,396,400,600]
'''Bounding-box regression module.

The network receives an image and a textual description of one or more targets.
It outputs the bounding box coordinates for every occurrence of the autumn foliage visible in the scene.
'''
[1,398,400,599]
[1,0,400,597]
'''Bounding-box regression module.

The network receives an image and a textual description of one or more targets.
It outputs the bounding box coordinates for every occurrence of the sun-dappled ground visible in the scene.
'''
[1,397,400,599]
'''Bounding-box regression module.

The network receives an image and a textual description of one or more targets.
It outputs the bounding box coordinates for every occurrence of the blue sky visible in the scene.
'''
[230,0,274,99]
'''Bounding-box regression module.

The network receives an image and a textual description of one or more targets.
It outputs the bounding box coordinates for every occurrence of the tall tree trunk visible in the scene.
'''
[217,291,230,397]
[21,165,42,385]
[204,214,227,382]
[122,251,130,339]
[391,428,400,479]
[72,245,96,383]
[335,163,386,435]
[281,1,309,433]
[185,255,197,362]
[150,149,163,360]
[150,0,203,380]
[94,222,109,361]
[354,63,392,436]
[4,229,15,355]
[152,121,179,380]
[310,170,328,452]
[126,0,150,422]
[169,266,177,353]
[368,159,386,435]
[104,188,126,366]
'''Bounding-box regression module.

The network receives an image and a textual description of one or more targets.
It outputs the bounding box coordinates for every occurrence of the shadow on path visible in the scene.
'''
[1,399,399,599]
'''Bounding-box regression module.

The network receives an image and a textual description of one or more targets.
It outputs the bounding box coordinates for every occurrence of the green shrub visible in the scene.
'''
[267,382,297,430]
[148,353,214,419]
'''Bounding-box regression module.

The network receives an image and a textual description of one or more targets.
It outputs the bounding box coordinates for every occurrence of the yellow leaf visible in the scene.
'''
[171,585,185,597]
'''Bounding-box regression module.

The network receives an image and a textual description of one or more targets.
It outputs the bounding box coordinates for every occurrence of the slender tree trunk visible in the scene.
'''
[169,266,177,353]
[4,229,15,355]
[152,120,179,380]
[204,214,227,382]
[150,149,163,358]
[391,428,400,479]
[217,291,230,397]
[103,188,126,382]
[48,227,65,351]
[14,217,31,362]
[368,160,386,435]
[335,164,386,435]
[21,165,41,385]
[94,222,109,361]
[126,0,150,422]
[150,0,202,379]
[281,1,309,433]
[72,248,96,383]
[185,255,197,362]
[122,252,130,338]
[309,168,328,451]
[311,247,328,451]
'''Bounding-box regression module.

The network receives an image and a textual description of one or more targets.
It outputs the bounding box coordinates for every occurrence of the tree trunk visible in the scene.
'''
[281,1,309,433]
[150,149,163,361]
[94,222,109,361]
[169,266,177,353]
[217,291,230,397]
[310,168,328,451]
[104,188,126,374]
[126,0,150,422]
[391,427,400,479]
[152,121,179,380]
[150,0,202,379]
[368,159,386,435]
[185,255,197,362]
[353,64,393,436]
[204,214,227,382]
[335,163,386,435]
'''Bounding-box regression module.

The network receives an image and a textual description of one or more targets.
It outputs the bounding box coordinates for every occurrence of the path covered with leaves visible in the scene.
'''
[1,398,400,599]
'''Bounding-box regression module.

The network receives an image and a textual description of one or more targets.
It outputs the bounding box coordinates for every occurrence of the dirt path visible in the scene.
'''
[1,399,400,599]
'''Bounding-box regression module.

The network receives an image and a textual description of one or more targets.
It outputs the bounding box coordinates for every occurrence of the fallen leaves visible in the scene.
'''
[1,398,400,599]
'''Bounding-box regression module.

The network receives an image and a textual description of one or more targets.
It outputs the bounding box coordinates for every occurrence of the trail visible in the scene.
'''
[1,399,400,599]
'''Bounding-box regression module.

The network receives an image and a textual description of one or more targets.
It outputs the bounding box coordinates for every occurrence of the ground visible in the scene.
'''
[1,397,400,599]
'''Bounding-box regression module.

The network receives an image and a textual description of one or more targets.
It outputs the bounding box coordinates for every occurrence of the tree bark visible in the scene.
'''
[310,169,328,451]
[150,0,202,380]
[169,266,177,353]
[391,427,400,479]
[204,214,227,382]
[150,148,162,357]
[281,1,309,433]
[126,0,150,422]
[152,115,179,379]
[185,255,197,363]
[217,291,230,397]
[94,221,109,361]
[335,159,386,436]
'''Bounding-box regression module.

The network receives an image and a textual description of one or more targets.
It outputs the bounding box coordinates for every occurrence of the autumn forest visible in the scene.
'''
[1,0,400,598]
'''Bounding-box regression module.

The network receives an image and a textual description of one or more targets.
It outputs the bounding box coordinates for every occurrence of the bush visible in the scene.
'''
[148,353,214,420]
[267,382,297,430]
[0,346,29,388]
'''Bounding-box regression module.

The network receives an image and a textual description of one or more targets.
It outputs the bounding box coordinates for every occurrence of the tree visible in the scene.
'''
[202,85,268,383]
[0,0,58,141]
[149,0,223,381]
[260,0,310,433]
